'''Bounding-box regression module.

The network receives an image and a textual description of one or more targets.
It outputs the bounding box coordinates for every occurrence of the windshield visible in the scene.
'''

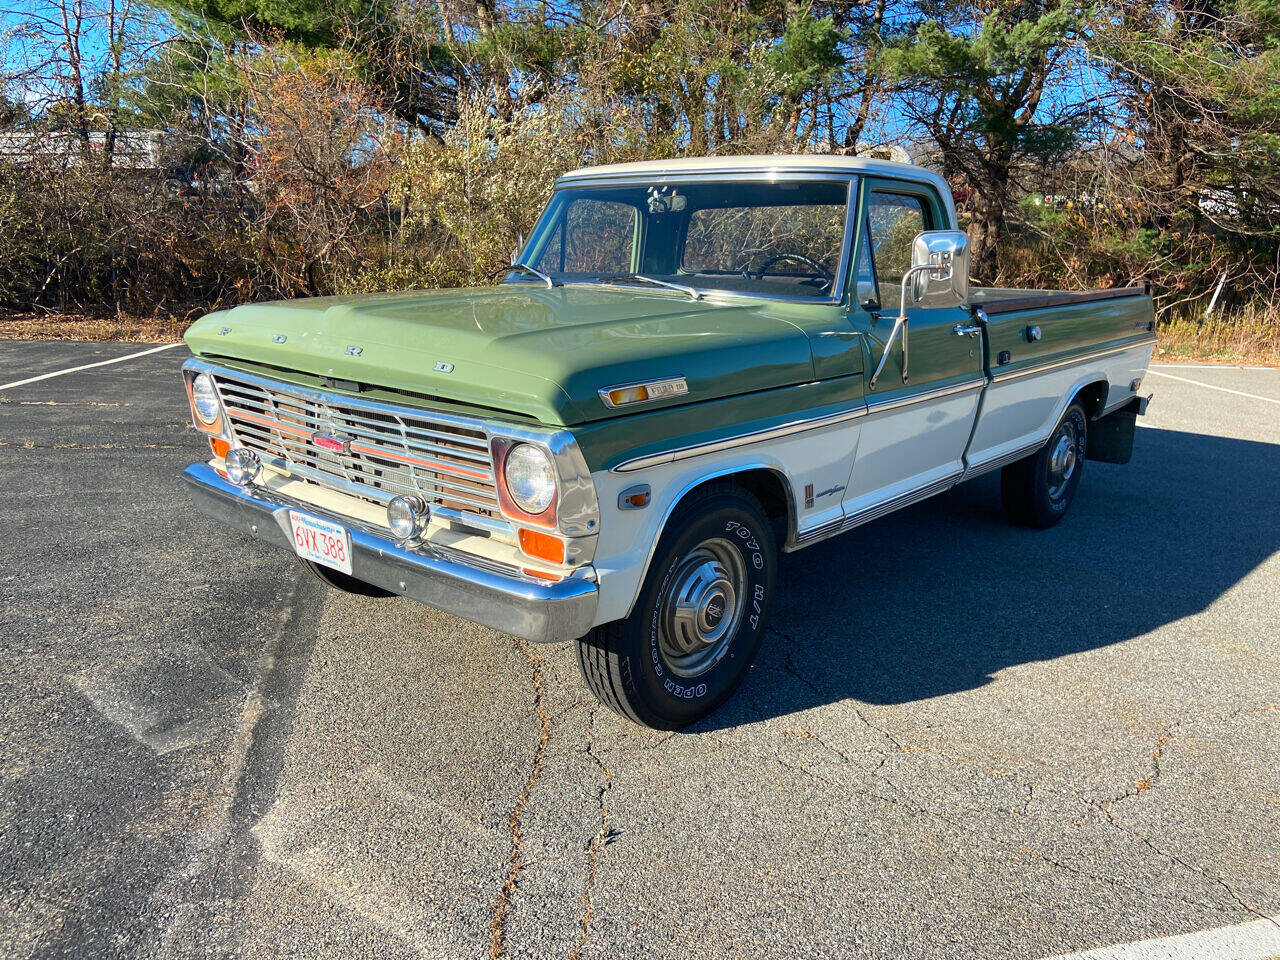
[510,178,852,300]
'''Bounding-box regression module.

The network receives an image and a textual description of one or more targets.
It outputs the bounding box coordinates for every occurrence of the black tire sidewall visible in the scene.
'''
[626,493,776,726]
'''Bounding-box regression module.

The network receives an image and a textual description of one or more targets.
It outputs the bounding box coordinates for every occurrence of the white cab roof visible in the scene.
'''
[556,154,956,223]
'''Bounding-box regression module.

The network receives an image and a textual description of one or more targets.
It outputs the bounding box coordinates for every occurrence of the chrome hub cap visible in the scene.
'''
[1047,423,1079,499]
[659,538,748,678]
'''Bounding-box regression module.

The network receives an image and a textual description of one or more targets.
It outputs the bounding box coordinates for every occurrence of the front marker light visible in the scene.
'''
[518,527,566,565]
[503,444,556,516]
[191,372,220,425]
[600,377,688,408]
[387,495,428,540]
[224,448,261,486]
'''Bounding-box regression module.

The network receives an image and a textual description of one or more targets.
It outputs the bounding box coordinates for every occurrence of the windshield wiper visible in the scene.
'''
[505,262,556,289]
[596,274,702,301]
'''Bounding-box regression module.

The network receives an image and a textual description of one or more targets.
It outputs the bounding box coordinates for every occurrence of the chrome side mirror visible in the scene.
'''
[909,230,969,308]
[869,229,971,391]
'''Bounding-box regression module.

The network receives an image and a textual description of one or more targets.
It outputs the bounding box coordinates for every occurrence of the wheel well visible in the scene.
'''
[1072,380,1109,421]
[684,468,793,537]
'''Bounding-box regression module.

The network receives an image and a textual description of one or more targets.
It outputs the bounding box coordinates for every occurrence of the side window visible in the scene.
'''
[866,192,930,305]
[536,199,636,274]
[854,226,877,306]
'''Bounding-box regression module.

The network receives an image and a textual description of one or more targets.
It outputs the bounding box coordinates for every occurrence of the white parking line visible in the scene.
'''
[1043,915,1280,960]
[0,343,183,391]
[1147,369,1280,405]
[1151,362,1275,371]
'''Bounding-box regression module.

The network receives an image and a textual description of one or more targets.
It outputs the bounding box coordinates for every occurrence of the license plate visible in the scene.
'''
[288,511,352,575]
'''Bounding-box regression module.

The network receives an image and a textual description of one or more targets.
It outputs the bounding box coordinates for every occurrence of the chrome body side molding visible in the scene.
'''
[863,378,986,415]
[613,401,867,473]
[988,339,1155,384]
[792,470,963,548]
[961,439,1045,480]
[612,377,985,474]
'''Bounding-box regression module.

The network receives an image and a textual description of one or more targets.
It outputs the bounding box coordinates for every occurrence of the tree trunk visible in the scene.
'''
[969,146,1011,280]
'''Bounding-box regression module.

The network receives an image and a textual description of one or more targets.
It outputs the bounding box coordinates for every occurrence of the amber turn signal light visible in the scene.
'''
[518,527,566,565]
[210,437,231,460]
[522,567,564,582]
[600,377,688,408]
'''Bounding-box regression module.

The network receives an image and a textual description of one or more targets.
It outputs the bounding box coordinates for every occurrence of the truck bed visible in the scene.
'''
[969,285,1148,316]
[965,284,1155,393]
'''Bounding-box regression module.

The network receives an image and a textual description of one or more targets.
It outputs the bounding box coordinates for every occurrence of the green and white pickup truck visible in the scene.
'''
[181,155,1154,729]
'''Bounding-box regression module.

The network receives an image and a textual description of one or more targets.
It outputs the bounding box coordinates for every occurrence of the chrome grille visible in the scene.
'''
[212,372,499,518]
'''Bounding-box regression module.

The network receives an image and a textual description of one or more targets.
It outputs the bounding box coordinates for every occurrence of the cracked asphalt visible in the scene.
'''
[1,341,1277,959]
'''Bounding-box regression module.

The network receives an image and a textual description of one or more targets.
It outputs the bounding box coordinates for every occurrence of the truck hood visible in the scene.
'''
[184,285,816,425]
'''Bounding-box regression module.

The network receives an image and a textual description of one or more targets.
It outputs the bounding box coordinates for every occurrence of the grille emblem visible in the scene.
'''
[434,361,454,374]
[345,345,363,356]
[311,433,349,453]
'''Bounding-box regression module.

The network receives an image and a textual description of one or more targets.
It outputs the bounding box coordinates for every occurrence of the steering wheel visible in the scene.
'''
[740,252,834,292]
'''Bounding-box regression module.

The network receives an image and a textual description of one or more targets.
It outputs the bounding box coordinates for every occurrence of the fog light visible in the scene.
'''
[224,448,261,486]
[387,495,428,540]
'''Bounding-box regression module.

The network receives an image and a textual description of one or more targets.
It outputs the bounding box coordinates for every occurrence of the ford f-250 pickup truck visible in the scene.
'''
[181,155,1154,729]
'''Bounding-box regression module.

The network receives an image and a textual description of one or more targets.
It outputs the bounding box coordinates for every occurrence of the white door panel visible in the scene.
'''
[842,386,981,513]
[966,366,1075,469]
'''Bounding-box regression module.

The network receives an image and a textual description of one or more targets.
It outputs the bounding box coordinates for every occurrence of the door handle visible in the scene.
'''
[953,323,982,338]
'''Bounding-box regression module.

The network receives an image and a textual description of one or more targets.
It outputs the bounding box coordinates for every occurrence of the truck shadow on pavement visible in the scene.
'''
[699,425,1280,729]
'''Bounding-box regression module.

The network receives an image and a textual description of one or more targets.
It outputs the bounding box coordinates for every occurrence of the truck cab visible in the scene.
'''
[181,155,1155,729]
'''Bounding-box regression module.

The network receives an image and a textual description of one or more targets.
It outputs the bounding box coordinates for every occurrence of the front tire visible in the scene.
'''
[577,484,777,729]
[1001,402,1088,528]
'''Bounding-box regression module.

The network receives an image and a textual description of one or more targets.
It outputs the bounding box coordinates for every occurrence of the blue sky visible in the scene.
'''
[2,0,1117,150]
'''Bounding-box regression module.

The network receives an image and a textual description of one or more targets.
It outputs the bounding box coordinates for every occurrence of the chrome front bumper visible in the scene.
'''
[183,463,598,643]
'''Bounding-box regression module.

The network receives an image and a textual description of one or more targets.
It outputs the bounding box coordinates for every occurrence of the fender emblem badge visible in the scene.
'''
[272,334,287,344]
[345,345,363,357]
[434,361,454,373]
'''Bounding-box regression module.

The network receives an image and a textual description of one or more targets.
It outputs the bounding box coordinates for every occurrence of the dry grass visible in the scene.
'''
[1156,306,1280,366]
[0,312,187,343]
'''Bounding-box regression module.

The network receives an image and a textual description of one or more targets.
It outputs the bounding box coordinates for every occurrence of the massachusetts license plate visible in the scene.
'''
[288,511,352,575]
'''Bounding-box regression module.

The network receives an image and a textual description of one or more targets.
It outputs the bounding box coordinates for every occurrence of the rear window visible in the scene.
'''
[682,195,848,279]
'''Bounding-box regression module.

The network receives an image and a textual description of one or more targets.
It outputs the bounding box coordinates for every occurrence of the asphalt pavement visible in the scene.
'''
[1,341,1277,960]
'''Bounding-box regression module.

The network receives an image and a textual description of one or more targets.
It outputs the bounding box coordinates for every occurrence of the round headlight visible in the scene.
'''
[224,448,260,486]
[191,373,220,425]
[387,495,428,540]
[504,443,556,516]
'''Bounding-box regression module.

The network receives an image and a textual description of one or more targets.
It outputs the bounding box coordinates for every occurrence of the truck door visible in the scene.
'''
[841,180,985,519]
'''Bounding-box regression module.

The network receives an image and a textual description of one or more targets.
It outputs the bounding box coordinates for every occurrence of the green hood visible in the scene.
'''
[184,285,816,425]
